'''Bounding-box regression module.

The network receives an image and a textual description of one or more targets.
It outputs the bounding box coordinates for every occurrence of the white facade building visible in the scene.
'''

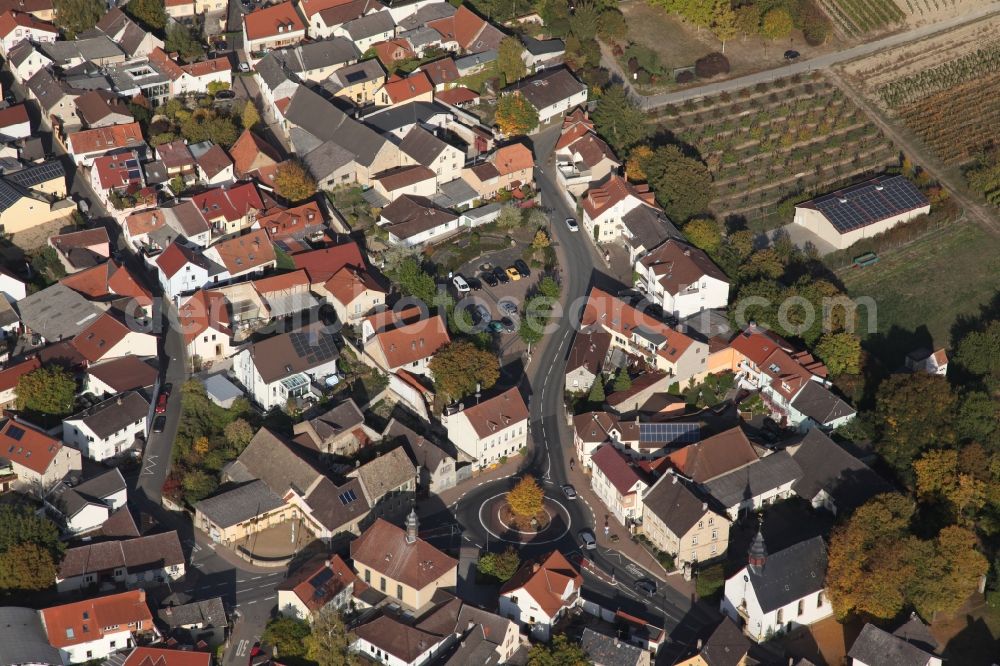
[442,387,528,471]
[62,392,149,462]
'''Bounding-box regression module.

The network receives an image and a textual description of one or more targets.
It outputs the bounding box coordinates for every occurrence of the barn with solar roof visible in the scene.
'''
[792,175,929,250]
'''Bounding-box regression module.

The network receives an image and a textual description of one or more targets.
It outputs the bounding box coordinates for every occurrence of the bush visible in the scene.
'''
[696,563,726,600]
[676,70,695,84]
[636,69,652,85]
[695,52,730,79]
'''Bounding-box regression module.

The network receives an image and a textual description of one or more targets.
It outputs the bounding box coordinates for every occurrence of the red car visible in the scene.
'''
[155,393,168,414]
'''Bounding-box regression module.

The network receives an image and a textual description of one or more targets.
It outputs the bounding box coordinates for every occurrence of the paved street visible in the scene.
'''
[622,1,1000,109]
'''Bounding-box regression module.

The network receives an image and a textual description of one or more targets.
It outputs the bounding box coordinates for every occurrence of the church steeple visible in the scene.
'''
[405,507,419,544]
[748,520,767,576]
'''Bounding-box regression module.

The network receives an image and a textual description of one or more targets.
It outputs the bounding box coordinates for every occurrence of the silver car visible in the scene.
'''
[579,529,597,550]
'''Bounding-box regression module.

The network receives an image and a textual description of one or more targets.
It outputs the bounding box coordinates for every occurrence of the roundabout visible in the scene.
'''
[478,492,572,545]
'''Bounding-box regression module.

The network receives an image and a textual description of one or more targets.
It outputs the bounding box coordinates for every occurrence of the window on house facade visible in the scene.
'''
[776,609,783,624]
[397,584,402,599]
[797,600,804,616]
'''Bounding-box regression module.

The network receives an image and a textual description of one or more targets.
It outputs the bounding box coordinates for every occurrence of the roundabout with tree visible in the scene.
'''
[500,475,551,532]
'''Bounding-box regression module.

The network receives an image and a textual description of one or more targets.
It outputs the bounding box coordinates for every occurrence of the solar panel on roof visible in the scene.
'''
[310,567,334,590]
[814,176,927,233]
[338,489,357,505]
[7,425,24,441]
[638,421,700,445]
[124,160,138,168]
[345,70,366,83]
[127,170,141,179]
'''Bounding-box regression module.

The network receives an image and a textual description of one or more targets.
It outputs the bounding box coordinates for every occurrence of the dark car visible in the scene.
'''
[466,276,482,291]
[784,49,800,60]
[514,259,531,277]
[469,303,490,324]
[155,393,168,414]
[152,415,167,433]
[215,90,236,100]
[481,271,498,287]
[500,316,516,333]
[492,266,510,284]
[487,319,504,333]
[634,579,657,596]
[161,383,173,397]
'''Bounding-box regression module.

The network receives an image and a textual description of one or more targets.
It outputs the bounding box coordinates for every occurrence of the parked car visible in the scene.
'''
[466,276,482,291]
[784,49,800,60]
[579,528,597,550]
[565,217,579,232]
[481,271,498,287]
[487,319,504,333]
[499,300,518,316]
[453,275,471,293]
[562,484,577,500]
[161,383,172,397]
[505,266,521,281]
[514,259,531,277]
[238,62,250,72]
[215,90,236,100]
[493,266,510,284]
[155,393,168,414]
[152,415,167,433]
[470,303,490,324]
[634,579,657,596]
[500,317,516,333]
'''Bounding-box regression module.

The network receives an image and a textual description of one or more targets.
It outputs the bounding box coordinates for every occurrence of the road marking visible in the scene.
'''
[247,600,258,605]
[235,640,249,657]
[264,595,276,602]
[626,564,642,577]
[251,576,261,580]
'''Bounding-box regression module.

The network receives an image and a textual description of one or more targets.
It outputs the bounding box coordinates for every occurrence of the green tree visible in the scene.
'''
[262,617,310,658]
[478,547,521,581]
[519,315,544,348]
[613,369,632,392]
[909,525,989,618]
[643,145,713,222]
[497,36,527,85]
[496,94,539,136]
[15,366,76,419]
[30,246,67,283]
[125,0,166,31]
[956,391,999,450]
[568,0,599,41]
[598,8,627,41]
[591,85,647,153]
[224,418,254,450]
[165,22,205,62]
[53,0,104,38]
[506,475,544,518]
[274,160,317,203]
[711,0,738,52]
[0,542,57,591]
[914,449,986,527]
[875,374,957,482]
[815,332,862,376]
[588,376,606,403]
[429,341,500,400]
[761,8,793,41]
[0,505,63,555]
[734,3,761,37]
[241,100,261,130]
[537,276,561,299]
[526,634,590,666]
[683,218,722,254]
[531,229,550,250]
[304,606,358,666]
[392,257,437,303]
[955,319,1000,388]
[496,206,523,229]
[181,470,218,503]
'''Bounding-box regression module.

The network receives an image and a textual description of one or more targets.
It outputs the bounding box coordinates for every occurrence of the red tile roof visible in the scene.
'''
[0,9,56,37]
[372,315,450,369]
[665,427,758,483]
[195,143,233,179]
[258,201,324,240]
[292,241,364,284]
[324,266,384,307]
[93,150,143,190]
[492,143,533,176]
[243,1,305,41]
[122,647,211,666]
[182,57,231,78]
[42,590,154,648]
[209,229,276,274]
[455,386,528,439]
[350,518,457,589]
[189,181,265,223]
[0,417,63,475]
[579,287,695,363]
[71,312,132,363]
[155,241,197,279]
[0,102,29,129]
[591,444,644,495]
[434,87,478,106]
[155,138,195,169]
[381,72,433,105]
[178,289,230,343]
[68,122,145,156]
[373,39,415,66]
[229,129,281,177]
[582,175,657,222]
[555,107,593,150]
[279,555,356,612]
[147,47,184,80]
[0,357,40,393]
[428,5,489,50]
[500,550,581,617]
[299,0,354,19]
[60,261,153,307]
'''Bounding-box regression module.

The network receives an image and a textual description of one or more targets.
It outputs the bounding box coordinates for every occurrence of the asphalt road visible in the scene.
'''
[629,1,1000,109]
[424,126,720,657]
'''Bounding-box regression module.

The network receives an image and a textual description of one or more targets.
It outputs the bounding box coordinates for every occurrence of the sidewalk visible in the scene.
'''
[416,457,525,517]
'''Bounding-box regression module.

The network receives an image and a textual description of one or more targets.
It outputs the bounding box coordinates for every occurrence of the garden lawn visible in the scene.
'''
[840,220,1000,352]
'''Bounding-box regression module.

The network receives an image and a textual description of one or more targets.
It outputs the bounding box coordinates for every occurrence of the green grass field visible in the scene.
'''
[840,220,1000,358]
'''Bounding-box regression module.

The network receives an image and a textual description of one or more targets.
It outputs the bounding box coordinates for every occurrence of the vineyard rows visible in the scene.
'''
[877,41,1000,107]
[898,72,1000,165]
[652,76,897,226]
[822,0,903,37]
[899,0,968,15]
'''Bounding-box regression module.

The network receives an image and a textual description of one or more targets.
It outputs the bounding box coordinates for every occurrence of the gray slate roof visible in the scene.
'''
[523,36,564,56]
[158,597,228,629]
[790,380,856,425]
[847,623,936,666]
[384,417,456,473]
[0,607,63,666]
[255,53,293,90]
[343,11,395,41]
[17,283,104,342]
[225,427,322,496]
[362,100,448,134]
[40,37,124,66]
[580,628,647,666]
[325,58,385,92]
[704,450,802,510]
[454,50,496,74]
[746,535,827,613]
[696,617,751,666]
[396,2,455,31]
[284,85,387,166]
[502,66,584,110]
[789,429,891,514]
[68,391,149,440]
[642,473,713,537]
[275,38,359,74]
[621,205,682,252]
[398,126,448,166]
[196,480,285,528]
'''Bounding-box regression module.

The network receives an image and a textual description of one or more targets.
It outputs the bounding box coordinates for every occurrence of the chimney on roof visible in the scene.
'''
[702,502,707,511]
[695,638,702,650]
[532,562,540,573]
[671,475,677,484]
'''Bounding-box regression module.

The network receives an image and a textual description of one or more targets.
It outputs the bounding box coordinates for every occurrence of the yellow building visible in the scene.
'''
[0,159,73,235]
[194,479,292,545]
[350,512,457,612]
[326,60,385,107]
[640,473,730,568]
